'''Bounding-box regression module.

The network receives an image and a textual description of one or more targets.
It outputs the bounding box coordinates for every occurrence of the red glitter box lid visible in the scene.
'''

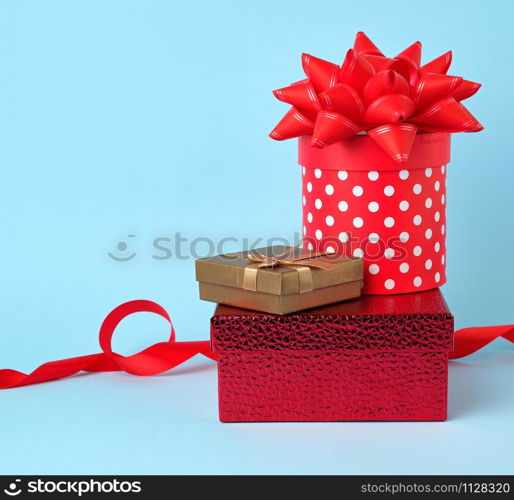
[211,288,454,352]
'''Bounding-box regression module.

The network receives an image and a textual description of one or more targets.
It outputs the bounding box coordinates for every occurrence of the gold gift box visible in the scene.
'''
[195,245,363,315]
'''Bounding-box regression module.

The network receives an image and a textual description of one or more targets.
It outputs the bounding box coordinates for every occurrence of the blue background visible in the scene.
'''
[0,0,513,475]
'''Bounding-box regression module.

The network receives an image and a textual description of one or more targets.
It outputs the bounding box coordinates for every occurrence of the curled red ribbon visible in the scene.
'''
[270,31,483,163]
[0,301,511,389]
[0,300,216,390]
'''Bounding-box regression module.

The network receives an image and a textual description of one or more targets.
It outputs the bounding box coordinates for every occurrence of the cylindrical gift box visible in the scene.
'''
[299,132,451,295]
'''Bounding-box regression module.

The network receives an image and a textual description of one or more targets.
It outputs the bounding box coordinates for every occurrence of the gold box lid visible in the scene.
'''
[195,245,363,296]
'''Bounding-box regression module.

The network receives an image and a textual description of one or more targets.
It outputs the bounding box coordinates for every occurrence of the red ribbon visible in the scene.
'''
[450,325,514,360]
[0,301,511,389]
[270,31,483,163]
[0,300,216,390]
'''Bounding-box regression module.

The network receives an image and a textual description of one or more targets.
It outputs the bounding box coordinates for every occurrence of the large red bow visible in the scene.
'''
[270,32,483,163]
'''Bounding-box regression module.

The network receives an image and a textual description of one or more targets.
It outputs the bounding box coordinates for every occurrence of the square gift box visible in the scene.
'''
[196,246,363,315]
[211,288,454,422]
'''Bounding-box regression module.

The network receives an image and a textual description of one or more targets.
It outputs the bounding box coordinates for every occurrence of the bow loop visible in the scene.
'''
[319,83,364,121]
[362,70,411,105]
[420,51,453,75]
[302,53,340,93]
[353,31,384,56]
[340,49,375,91]
[414,73,463,111]
[364,94,415,124]
[312,112,362,148]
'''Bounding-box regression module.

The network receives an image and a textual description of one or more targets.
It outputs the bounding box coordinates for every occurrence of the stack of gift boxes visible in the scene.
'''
[196,33,482,422]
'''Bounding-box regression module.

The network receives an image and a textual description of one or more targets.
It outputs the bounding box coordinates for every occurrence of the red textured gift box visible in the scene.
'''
[211,288,453,422]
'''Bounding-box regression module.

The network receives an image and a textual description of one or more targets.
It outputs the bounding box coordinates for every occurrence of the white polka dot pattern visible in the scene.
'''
[302,164,447,294]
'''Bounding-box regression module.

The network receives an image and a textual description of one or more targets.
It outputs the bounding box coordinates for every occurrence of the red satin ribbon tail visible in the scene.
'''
[112,341,217,376]
[450,325,514,359]
[0,353,109,389]
[0,300,217,390]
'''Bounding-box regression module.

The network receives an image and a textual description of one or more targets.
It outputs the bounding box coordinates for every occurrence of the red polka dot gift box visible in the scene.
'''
[299,132,449,294]
[270,32,482,294]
